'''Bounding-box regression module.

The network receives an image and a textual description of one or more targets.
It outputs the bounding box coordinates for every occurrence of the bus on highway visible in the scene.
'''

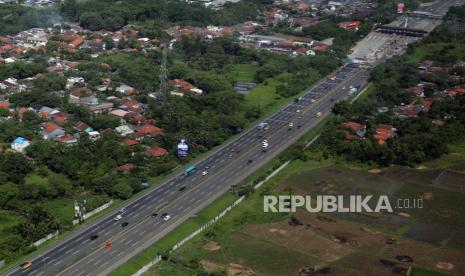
[184,166,196,175]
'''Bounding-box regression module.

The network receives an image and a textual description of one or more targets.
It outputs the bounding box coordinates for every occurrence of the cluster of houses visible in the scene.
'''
[340,59,465,145]
[343,121,397,145]
[0,25,178,167]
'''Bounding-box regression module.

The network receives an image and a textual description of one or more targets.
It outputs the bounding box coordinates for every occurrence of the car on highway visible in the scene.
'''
[311,99,316,103]
[289,122,294,127]
[262,139,269,147]
[179,186,186,191]
[114,214,123,221]
[90,234,99,240]
[296,109,301,113]
[20,261,32,271]
[204,165,211,170]
[151,213,158,218]
[316,112,322,118]
[247,159,253,164]
[121,222,129,227]
[202,170,208,176]
[161,213,171,221]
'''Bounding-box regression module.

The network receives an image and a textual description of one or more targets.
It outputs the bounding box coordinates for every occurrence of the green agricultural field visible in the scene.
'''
[148,149,465,276]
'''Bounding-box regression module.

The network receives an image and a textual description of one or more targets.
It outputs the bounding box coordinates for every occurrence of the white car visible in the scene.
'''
[296,109,301,113]
[163,215,171,221]
[311,99,316,103]
[113,214,122,221]
[262,142,269,148]
[288,122,294,127]
[202,171,208,176]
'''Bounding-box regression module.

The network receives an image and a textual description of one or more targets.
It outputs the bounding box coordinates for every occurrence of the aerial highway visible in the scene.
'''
[5,0,463,275]
[7,62,368,276]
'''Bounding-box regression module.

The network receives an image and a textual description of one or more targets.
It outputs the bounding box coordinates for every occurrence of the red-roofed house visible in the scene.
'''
[0,101,10,110]
[114,163,137,173]
[136,123,162,137]
[120,139,139,146]
[373,124,396,145]
[41,122,65,140]
[145,147,167,158]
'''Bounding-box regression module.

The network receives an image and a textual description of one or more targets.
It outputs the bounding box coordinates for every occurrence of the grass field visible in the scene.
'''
[227,63,257,82]
[407,42,465,64]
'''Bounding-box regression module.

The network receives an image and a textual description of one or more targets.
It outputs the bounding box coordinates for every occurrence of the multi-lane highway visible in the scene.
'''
[6,63,368,276]
[6,0,463,275]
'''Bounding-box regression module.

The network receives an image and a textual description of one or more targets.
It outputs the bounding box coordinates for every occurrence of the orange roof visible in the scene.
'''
[0,101,10,110]
[373,124,394,145]
[145,147,167,157]
[137,124,162,136]
[419,98,433,108]
[0,36,12,44]
[57,134,76,143]
[452,87,465,94]
[313,43,328,52]
[115,163,137,172]
[70,36,84,47]
[0,44,14,53]
[344,121,363,131]
[169,79,195,91]
[42,122,61,133]
[120,139,139,146]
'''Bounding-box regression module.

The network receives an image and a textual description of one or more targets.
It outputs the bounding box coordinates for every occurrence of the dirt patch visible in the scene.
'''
[368,169,382,174]
[422,192,434,200]
[269,228,287,235]
[201,260,222,274]
[203,241,221,251]
[398,212,411,218]
[436,261,454,270]
[228,263,254,275]
[243,218,352,262]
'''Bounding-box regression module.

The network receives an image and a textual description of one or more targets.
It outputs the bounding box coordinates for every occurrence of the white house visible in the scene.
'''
[11,137,31,153]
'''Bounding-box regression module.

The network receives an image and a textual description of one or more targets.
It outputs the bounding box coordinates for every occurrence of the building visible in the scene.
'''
[11,137,31,153]
[41,122,65,140]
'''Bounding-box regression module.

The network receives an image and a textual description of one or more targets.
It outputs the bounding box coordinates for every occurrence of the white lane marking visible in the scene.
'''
[117,251,124,257]
[65,248,74,254]
[124,239,132,246]
[138,230,147,237]
[94,259,102,266]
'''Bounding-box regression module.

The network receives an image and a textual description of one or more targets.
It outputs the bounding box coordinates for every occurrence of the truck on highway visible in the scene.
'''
[184,166,196,175]
[257,122,269,130]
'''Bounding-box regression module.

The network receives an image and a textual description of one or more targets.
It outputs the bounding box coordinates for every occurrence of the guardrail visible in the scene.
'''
[132,160,292,276]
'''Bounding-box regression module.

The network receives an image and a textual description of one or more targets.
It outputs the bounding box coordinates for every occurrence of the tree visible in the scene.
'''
[0,152,33,184]
[79,12,103,31]
[0,183,19,207]
[112,181,133,200]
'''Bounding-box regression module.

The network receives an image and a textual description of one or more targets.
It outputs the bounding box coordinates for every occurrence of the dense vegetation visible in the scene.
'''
[0,4,59,36]
[60,0,273,31]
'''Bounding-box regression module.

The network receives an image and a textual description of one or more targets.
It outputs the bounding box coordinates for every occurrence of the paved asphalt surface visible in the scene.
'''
[7,63,368,276]
[6,1,463,275]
